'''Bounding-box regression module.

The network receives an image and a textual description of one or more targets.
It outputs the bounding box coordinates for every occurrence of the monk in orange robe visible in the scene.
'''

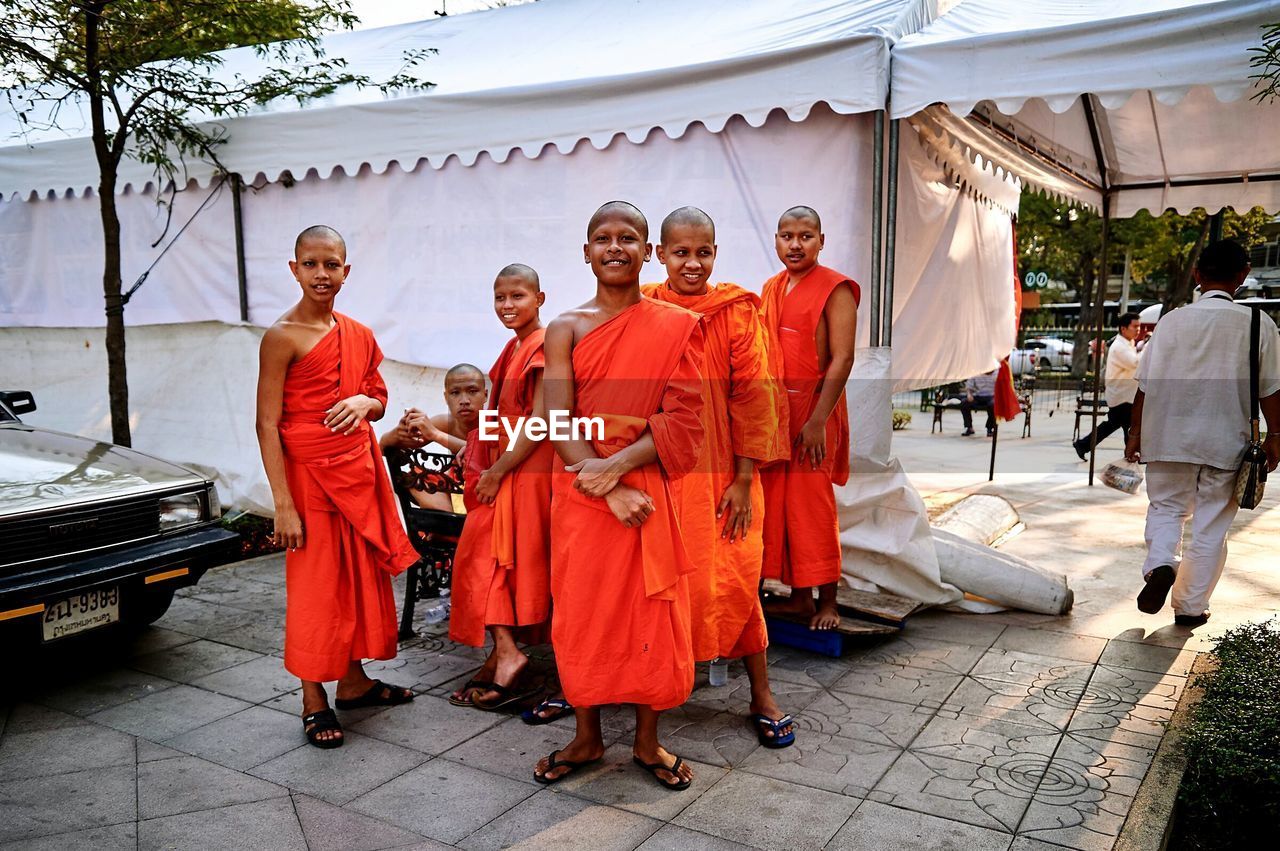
[256,226,420,749]
[533,202,704,791]
[760,206,859,631]
[447,264,556,711]
[643,206,796,748]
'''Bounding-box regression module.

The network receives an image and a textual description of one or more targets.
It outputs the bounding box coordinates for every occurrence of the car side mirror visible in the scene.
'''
[0,390,37,416]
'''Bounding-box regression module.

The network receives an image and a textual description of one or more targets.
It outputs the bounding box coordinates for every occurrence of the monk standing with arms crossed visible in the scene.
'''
[534,202,705,790]
[760,206,858,631]
[643,207,795,748]
[256,226,419,748]
[448,265,555,709]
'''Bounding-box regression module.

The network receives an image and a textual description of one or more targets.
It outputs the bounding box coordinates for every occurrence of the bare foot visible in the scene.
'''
[809,603,840,631]
[451,657,498,704]
[763,591,815,618]
[474,651,529,706]
[633,745,694,787]
[534,738,604,782]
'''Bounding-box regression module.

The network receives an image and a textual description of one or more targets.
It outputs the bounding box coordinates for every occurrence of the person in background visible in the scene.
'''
[1074,312,1141,460]
[960,367,998,437]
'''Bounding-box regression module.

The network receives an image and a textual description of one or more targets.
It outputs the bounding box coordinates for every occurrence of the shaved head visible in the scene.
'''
[778,206,822,232]
[445,363,484,383]
[587,200,649,241]
[496,263,540,291]
[660,206,715,244]
[294,224,346,258]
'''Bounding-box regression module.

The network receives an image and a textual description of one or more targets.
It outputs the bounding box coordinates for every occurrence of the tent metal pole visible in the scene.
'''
[231,173,249,323]
[1087,201,1110,487]
[870,109,884,347]
[882,118,900,348]
[1081,94,1112,487]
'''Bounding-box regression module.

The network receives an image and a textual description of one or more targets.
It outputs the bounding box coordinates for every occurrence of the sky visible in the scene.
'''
[344,0,534,30]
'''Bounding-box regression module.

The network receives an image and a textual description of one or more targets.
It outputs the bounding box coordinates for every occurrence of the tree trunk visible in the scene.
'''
[100,174,130,446]
[1162,218,1210,314]
[1070,250,1096,378]
[84,1,131,446]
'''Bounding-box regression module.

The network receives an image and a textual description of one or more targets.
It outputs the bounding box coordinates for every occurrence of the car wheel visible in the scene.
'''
[1037,357,1053,372]
[133,588,176,627]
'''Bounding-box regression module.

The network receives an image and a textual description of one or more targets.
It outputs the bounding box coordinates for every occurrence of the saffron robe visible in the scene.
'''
[278,313,419,682]
[759,265,860,589]
[642,282,787,660]
[551,299,705,710]
[449,330,554,647]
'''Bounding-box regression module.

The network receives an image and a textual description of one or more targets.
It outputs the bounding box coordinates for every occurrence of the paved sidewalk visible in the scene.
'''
[2,405,1275,850]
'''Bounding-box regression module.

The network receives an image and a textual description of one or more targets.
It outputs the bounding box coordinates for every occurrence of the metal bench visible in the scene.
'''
[384,447,465,639]
[1072,380,1108,442]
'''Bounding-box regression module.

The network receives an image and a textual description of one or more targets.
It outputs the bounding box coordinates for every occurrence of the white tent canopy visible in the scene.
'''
[1,0,934,200]
[890,0,1280,216]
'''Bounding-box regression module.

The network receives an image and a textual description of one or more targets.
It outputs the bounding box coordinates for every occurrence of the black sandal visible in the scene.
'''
[633,754,692,791]
[302,708,344,749]
[448,679,496,707]
[533,749,600,785]
[473,681,538,712]
[334,680,415,710]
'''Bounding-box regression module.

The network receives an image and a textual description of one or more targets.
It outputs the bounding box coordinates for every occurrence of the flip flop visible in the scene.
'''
[302,708,344,749]
[334,680,415,710]
[533,749,600,785]
[521,697,573,725]
[448,679,496,707]
[632,754,692,791]
[472,681,538,712]
[750,713,796,749]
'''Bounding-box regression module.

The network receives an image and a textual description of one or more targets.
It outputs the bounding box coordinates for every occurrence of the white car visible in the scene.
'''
[1011,337,1074,375]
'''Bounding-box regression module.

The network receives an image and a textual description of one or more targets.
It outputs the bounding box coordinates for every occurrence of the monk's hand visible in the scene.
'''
[1124,432,1141,464]
[568,457,623,498]
[274,505,305,550]
[797,417,827,468]
[717,476,753,542]
[326,395,376,435]
[475,466,503,504]
[604,484,654,528]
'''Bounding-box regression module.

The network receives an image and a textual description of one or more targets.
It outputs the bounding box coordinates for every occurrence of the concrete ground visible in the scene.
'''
[1,395,1276,850]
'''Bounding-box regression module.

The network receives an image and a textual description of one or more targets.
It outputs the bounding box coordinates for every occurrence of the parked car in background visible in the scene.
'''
[1011,337,1074,375]
[0,390,238,644]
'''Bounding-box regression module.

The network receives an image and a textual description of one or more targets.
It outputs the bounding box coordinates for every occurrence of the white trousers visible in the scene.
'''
[1142,461,1239,617]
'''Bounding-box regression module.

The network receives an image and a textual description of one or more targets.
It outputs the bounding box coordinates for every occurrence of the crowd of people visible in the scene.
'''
[254,206,1280,789]
[255,202,858,788]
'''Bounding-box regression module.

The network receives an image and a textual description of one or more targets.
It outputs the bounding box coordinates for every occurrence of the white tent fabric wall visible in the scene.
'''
[0,105,1018,388]
[890,0,1280,216]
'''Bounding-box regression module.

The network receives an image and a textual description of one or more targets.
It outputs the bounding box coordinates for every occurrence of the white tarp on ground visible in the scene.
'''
[890,0,1280,216]
[0,105,1018,386]
[0,0,935,200]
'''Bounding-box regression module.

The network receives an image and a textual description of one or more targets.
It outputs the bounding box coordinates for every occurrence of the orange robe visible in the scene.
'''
[278,313,419,682]
[449,330,554,647]
[642,282,787,661]
[551,299,705,710]
[759,265,859,589]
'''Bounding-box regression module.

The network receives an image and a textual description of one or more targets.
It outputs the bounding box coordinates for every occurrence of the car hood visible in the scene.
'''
[0,422,206,515]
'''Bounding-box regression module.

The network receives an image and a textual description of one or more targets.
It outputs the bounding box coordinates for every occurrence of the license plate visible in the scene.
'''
[42,586,120,642]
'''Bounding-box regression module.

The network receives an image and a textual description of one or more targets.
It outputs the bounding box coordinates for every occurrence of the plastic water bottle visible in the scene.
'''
[422,589,451,625]
[708,657,729,687]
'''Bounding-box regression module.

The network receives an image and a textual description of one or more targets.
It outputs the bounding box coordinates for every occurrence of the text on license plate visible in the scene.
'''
[42,586,119,642]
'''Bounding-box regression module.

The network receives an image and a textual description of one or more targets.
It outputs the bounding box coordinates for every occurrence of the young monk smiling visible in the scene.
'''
[534,201,705,790]
[256,225,419,749]
[643,206,796,748]
[448,265,556,711]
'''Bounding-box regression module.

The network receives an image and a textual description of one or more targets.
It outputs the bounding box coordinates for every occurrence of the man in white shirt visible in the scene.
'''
[1126,241,1280,626]
[960,368,999,437]
[1074,312,1142,460]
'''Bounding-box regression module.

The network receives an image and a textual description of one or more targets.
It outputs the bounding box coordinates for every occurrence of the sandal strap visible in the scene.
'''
[537,698,571,711]
[755,713,794,732]
[303,708,338,726]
